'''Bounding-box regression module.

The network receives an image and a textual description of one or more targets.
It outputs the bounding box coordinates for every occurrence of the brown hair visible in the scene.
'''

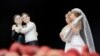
[22,13,29,17]
[13,14,20,20]
[71,11,81,17]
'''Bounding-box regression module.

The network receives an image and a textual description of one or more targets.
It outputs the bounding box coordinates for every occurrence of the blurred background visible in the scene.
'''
[0,0,100,53]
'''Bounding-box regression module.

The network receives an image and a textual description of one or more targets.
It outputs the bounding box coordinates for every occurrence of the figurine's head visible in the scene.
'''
[69,11,81,20]
[21,13,30,23]
[14,15,22,25]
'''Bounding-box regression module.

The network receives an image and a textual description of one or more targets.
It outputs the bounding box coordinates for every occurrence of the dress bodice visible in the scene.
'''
[12,30,25,44]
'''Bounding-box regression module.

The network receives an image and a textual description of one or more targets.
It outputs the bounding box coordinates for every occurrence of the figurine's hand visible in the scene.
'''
[69,24,78,33]
[60,32,64,39]
[15,25,22,33]
[12,25,16,30]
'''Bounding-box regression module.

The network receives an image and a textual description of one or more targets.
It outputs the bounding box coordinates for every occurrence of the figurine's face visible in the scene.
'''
[14,15,22,24]
[65,11,77,24]
[69,12,77,21]
[22,14,30,23]
[65,14,71,24]
[65,18,71,24]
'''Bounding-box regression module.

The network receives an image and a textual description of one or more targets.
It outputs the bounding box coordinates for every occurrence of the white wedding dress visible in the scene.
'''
[61,25,85,54]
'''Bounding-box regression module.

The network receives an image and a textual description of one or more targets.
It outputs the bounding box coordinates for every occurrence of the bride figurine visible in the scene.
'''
[59,8,95,54]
